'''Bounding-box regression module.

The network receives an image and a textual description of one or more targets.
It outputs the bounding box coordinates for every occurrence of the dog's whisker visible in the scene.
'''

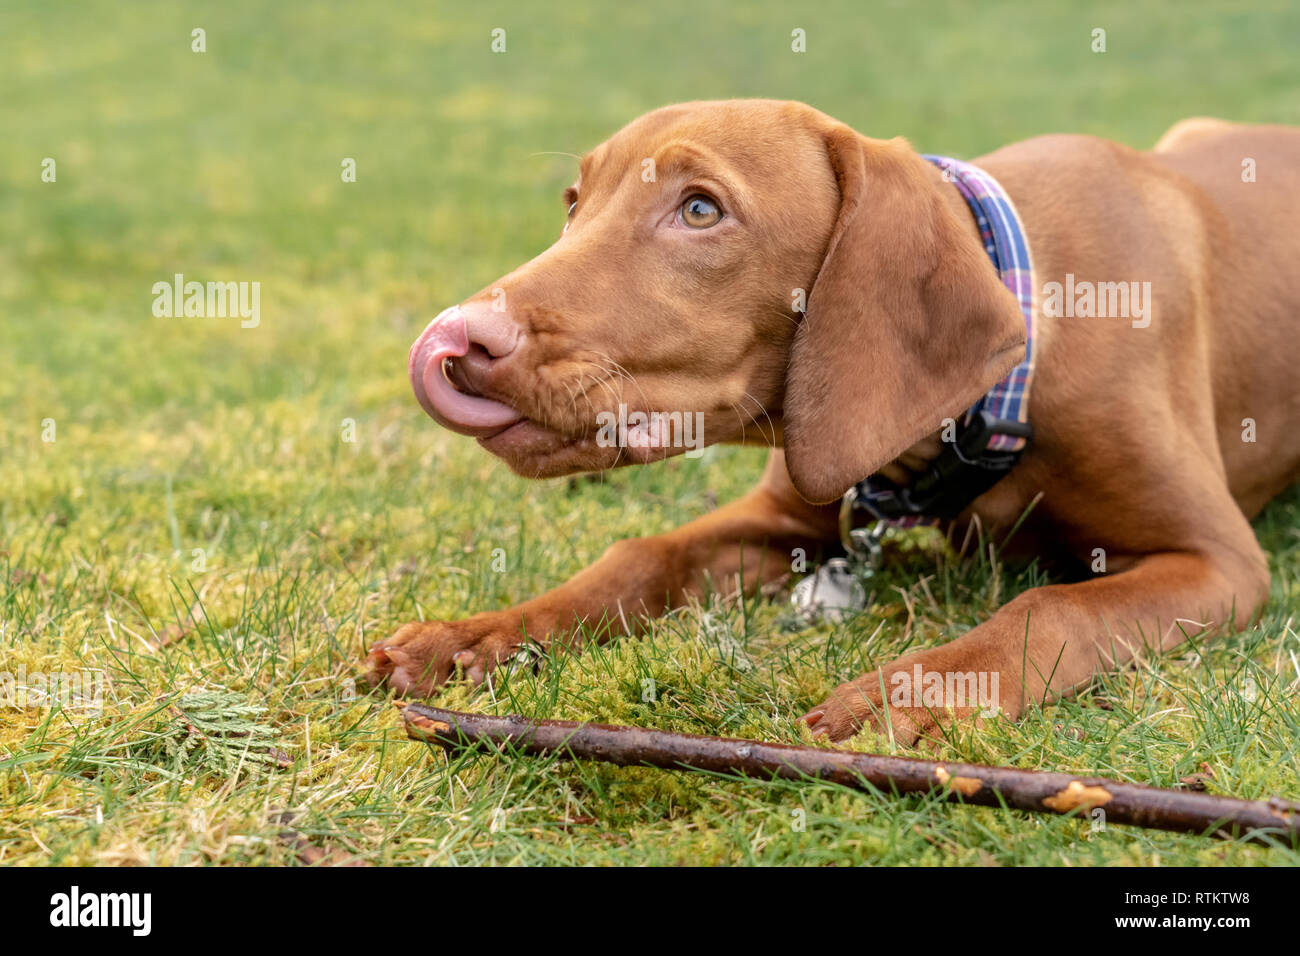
[738,390,778,447]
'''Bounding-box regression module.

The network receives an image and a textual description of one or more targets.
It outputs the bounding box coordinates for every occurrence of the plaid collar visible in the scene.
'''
[923,154,1036,452]
[852,155,1036,528]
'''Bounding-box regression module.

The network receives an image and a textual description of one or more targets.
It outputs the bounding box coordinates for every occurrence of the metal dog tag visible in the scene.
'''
[790,557,866,620]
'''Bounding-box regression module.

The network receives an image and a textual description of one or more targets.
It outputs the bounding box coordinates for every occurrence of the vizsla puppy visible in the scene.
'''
[367,100,1299,743]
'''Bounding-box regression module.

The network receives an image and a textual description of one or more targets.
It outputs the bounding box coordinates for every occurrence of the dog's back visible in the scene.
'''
[1151,121,1300,510]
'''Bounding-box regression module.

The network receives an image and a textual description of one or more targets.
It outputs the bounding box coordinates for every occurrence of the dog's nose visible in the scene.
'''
[455,300,521,361]
[408,303,523,436]
[443,299,519,392]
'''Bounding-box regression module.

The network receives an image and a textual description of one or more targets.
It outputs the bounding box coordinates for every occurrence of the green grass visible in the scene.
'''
[2,0,1298,865]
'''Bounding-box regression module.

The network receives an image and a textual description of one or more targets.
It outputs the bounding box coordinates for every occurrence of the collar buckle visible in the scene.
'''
[838,492,886,570]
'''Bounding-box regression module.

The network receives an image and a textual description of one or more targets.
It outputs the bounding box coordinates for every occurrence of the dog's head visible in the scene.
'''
[410,100,1024,503]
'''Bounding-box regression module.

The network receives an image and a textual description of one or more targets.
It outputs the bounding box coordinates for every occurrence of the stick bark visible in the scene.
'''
[403,703,1299,845]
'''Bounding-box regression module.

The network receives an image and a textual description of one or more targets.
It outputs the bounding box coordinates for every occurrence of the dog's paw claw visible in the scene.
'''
[799,708,826,726]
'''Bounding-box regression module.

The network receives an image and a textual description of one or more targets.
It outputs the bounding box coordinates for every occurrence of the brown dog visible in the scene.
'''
[366,100,1300,744]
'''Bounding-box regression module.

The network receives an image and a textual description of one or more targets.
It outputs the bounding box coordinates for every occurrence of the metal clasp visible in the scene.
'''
[839,486,886,571]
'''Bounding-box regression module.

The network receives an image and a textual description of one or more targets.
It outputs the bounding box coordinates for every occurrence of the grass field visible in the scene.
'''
[3,0,1299,865]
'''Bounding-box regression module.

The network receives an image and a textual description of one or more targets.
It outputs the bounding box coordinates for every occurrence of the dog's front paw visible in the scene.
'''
[363,615,529,696]
[800,642,1022,745]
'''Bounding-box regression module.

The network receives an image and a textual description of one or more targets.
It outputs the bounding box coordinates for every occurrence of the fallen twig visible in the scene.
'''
[403,704,1300,845]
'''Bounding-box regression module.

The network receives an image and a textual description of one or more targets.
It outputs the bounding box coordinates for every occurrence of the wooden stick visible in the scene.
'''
[403,703,1300,845]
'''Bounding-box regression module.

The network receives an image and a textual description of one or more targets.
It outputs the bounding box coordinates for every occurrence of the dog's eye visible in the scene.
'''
[681,194,722,229]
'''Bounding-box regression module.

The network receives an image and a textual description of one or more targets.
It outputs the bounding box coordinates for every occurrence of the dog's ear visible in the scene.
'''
[782,127,1027,504]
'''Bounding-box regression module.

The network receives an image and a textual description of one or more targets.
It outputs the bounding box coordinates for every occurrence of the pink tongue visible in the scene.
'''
[410,308,522,432]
